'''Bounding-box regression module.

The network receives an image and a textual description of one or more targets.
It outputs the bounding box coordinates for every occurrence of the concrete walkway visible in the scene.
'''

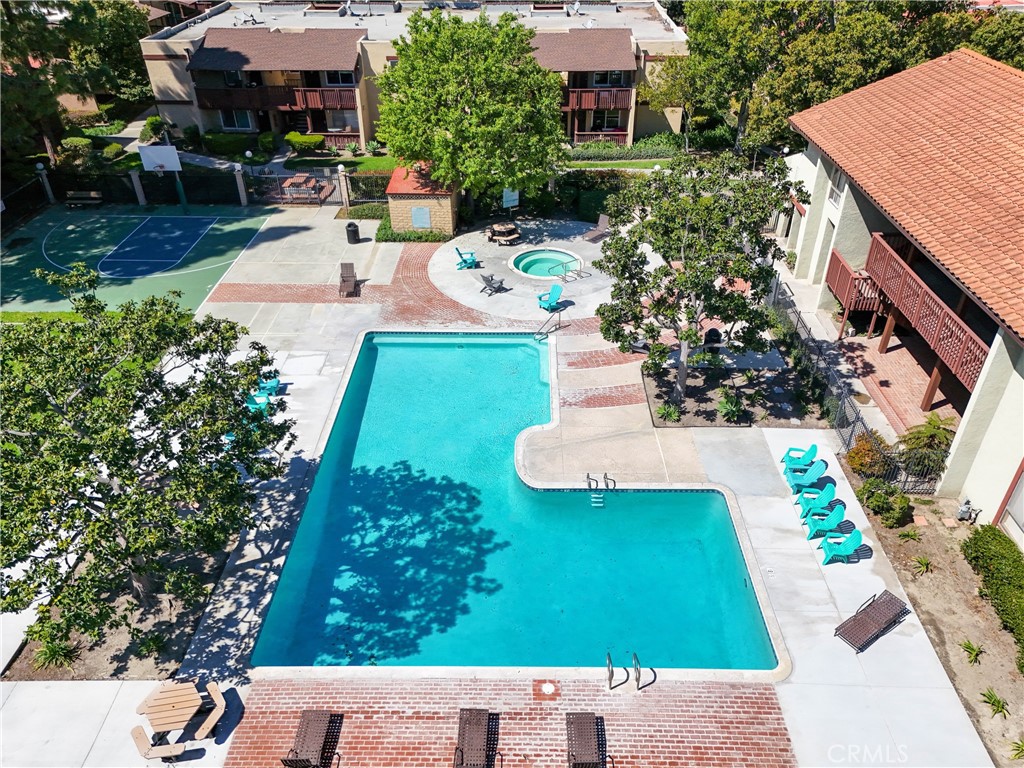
[0,209,991,767]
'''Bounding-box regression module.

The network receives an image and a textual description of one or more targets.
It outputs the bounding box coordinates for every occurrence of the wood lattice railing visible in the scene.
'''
[865,233,989,391]
[825,249,881,313]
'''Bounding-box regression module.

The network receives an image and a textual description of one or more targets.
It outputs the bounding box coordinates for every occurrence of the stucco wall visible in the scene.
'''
[387,192,458,235]
[141,37,203,131]
[938,329,1024,524]
[792,146,829,279]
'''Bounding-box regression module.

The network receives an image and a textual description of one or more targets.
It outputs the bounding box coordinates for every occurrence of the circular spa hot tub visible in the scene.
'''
[509,248,581,279]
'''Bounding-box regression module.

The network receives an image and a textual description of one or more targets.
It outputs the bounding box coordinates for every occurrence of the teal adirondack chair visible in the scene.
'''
[538,283,563,311]
[245,392,270,414]
[257,376,280,396]
[797,483,836,519]
[785,458,826,493]
[781,443,817,470]
[821,528,863,564]
[456,247,479,270]
[806,502,847,540]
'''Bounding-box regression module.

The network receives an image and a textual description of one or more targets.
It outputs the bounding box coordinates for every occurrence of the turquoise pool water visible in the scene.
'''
[252,333,776,669]
[512,248,578,277]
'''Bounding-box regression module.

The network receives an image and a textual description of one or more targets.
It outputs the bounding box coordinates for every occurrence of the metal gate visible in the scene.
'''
[247,169,344,206]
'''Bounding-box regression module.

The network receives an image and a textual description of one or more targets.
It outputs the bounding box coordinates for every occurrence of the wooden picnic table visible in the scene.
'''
[137,681,204,735]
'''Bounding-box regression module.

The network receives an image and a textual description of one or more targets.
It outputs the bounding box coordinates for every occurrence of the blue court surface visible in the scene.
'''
[96,216,219,278]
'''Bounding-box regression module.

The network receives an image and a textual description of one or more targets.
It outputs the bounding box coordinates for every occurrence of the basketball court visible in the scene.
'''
[2,207,269,312]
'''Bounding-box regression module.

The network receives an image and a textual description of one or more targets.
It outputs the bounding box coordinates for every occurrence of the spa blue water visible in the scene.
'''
[252,333,776,669]
[513,249,578,277]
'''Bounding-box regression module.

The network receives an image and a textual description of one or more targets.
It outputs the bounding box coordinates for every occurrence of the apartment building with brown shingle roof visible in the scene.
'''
[779,49,1024,545]
[141,0,687,149]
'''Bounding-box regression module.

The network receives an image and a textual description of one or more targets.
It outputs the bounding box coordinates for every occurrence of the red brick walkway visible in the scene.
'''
[226,678,795,768]
[839,333,966,434]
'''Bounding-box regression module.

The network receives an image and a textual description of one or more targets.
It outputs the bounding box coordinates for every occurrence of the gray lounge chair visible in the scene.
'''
[338,262,357,297]
[281,710,342,768]
[835,590,910,652]
[582,214,610,243]
[453,708,503,768]
[566,712,615,768]
[479,274,507,296]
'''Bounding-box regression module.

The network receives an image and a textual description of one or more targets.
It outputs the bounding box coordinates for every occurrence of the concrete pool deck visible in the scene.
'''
[0,209,993,767]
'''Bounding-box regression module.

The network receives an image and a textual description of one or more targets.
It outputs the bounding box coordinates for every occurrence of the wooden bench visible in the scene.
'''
[194,682,227,740]
[131,725,185,762]
[66,190,103,208]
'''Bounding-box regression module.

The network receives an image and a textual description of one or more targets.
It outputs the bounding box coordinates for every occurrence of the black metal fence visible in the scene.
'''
[769,283,943,494]
[1,176,50,229]
[348,171,390,204]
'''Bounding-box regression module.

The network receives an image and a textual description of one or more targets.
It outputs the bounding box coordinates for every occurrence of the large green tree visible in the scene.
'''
[0,268,295,658]
[67,0,153,103]
[374,10,567,203]
[637,55,721,153]
[594,153,804,404]
[0,1,98,163]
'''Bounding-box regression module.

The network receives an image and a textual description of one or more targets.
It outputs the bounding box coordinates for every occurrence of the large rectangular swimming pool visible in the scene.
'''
[252,333,776,669]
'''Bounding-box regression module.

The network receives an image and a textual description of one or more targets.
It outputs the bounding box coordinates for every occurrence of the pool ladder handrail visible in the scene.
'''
[547,257,592,283]
[603,472,616,489]
[606,652,656,691]
[534,309,565,340]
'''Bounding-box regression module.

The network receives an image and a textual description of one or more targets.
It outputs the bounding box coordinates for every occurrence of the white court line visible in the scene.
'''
[43,216,151,272]
[97,217,219,278]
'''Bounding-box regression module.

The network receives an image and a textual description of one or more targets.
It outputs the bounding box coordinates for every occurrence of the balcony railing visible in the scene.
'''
[865,233,989,391]
[825,249,881,313]
[195,86,357,111]
[313,132,361,148]
[573,131,628,146]
[563,88,633,111]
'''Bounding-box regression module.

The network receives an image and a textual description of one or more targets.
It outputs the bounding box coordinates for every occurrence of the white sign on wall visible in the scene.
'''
[411,206,432,229]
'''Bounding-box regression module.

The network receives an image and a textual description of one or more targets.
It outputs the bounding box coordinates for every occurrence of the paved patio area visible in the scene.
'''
[0,208,993,767]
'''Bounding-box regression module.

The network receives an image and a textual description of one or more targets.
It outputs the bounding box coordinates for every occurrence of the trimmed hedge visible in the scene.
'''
[962,525,1024,674]
[82,120,127,137]
[284,131,325,153]
[374,213,451,242]
[336,203,389,220]
[258,131,276,153]
[139,116,165,144]
[101,142,124,160]
[202,131,253,155]
[570,141,675,161]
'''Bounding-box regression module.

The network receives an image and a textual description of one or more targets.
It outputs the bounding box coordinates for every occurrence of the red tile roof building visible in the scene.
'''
[790,48,1024,340]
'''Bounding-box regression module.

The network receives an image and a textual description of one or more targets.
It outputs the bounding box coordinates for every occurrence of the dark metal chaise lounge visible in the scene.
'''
[281,710,343,768]
[582,214,610,243]
[835,590,910,652]
[338,262,358,297]
[566,712,615,768]
[453,708,503,768]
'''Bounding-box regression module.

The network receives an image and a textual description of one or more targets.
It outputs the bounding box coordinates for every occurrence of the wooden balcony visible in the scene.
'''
[562,88,633,111]
[826,249,882,312]
[865,233,989,391]
[573,131,628,146]
[195,86,357,112]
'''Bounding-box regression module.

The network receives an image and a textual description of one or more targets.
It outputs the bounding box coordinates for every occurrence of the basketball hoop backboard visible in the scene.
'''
[139,145,182,173]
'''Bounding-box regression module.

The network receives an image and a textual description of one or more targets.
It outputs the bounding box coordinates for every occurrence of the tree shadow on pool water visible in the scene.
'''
[314,460,509,666]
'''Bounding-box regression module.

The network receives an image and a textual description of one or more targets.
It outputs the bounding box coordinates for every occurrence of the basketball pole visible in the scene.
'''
[163,133,189,215]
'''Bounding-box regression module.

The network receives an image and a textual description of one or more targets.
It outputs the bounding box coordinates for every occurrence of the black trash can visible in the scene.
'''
[346,222,360,244]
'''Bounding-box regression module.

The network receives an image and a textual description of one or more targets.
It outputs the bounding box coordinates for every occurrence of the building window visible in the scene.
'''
[223,70,243,88]
[324,71,355,86]
[827,165,846,207]
[593,71,624,87]
[592,110,622,130]
[220,109,252,131]
[326,110,359,132]
[386,56,399,68]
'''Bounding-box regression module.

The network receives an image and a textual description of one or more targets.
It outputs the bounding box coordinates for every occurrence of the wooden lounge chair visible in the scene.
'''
[339,262,358,297]
[194,682,226,741]
[131,725,185,762]
[538,283,563,312]
[453,708,503,768]
[582,214,610,243]
[281,710,343,768]
[835,590,910,652]
[566,712,615,768]
[479,274,507,296]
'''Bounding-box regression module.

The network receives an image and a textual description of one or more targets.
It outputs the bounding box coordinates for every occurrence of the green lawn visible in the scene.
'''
[283,154,399,172]
[0,310,87,323]
[567,159,670,169]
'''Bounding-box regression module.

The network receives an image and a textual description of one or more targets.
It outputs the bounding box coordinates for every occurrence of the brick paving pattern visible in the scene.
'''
[838,334,965,434]
[560,383,648,409]
[226,678,795,768]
